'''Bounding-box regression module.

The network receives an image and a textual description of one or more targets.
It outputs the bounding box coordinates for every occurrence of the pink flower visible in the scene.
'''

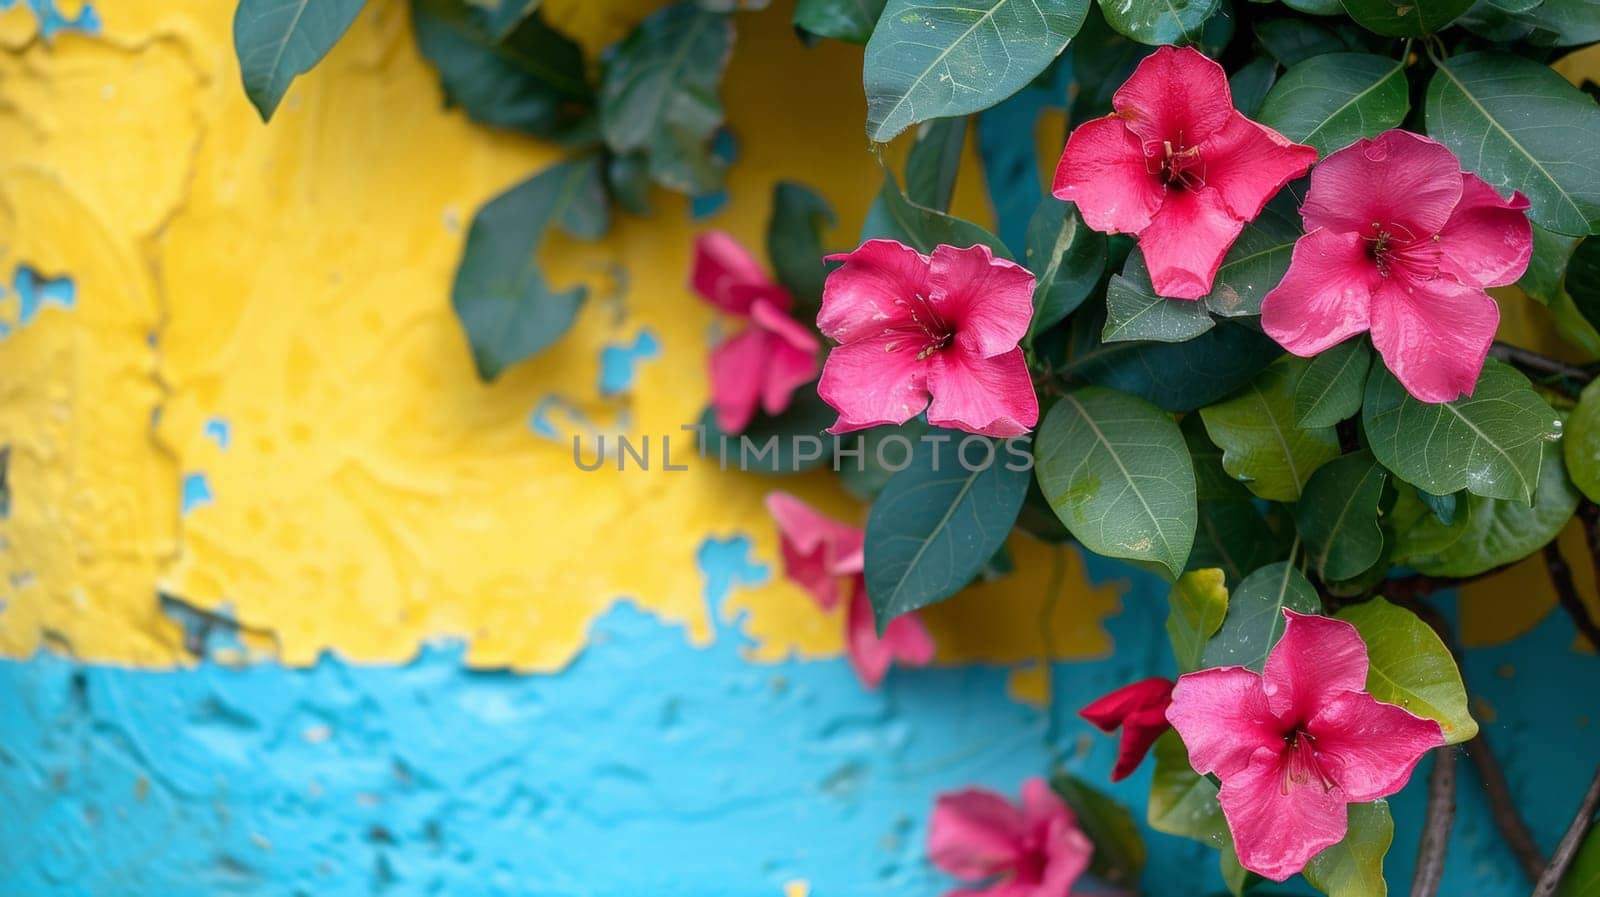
[690,232,820,432]
[1165,610,1445,881]
[766,492,934,688]
[1260,130,1532,403]
[816,240,1038,437]
[927,778,1093,897]
[1080,677,1174,782]
[1052,46,1316,299]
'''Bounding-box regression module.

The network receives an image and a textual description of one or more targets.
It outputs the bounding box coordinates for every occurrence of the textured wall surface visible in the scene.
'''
[0,1,1596,895]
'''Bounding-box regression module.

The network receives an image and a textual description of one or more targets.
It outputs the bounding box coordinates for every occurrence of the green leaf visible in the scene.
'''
[1200,561,1321,670]
[599,3,733,195]
[1386,485,1475,561]
[234,0,367,120]
[794,0,889,42]
[1147,730,1228,846]
[473,0,542,39]
[1398,439,1580,576]
[1254,18,1362,66]
[1185,417,1295,583]
[1569,379,1600,504]
[1061,318,1286,413]
[863,0,1089,142]
[1220,843,1258,897]
[766,182,836,313]
[905,117,968,212]
[1568,237,1600,333]
[1363,358,1559,503]
[1025,197,1107,340]
[1035,387,1197,577]
[839,418,931,500]
[1052,775,1147,886]
[1304,801,1395,897]
[452,157,610,381]
[1522,0,1600,48]
[1104,251,1216,344]
[1070,5,1144,123]
[1230,55,1279,118]
[696,390,843,474]
[1337,597,1478,743]
[1557,824,1600,897]
[411,0,594,140]
[1199,192,1301,319]
[1257,53,1408,157]
[1426,52,1600,237]
[1100,0,1221,45]
[1200,357,1341,502]
[1297,451,1388,582]
[862,171,1012,258]
[1168,568,1229,674]
[1295,338,1373,428]
[864,432,1031,624]
[1517,224,1581,305]
[1341,0,1471,34]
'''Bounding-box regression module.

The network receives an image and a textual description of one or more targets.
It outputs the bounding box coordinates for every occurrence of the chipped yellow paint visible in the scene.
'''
[1459,522,1598,652]
[782,879,810,897]
[0,0,1121,670]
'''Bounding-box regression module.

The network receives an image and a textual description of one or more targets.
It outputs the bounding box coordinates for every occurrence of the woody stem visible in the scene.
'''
[1410,746,1457,897]
[1532,762,1600,896]
[1488,342,1596,395]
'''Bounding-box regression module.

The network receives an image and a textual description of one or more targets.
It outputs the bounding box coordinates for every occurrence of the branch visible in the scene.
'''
[1465,734,1547,880]
[1490,342,1596,387]
[1533,762,1600,897]
[1411,747,1458,897]
[1382,563,1517,602]
[1543,540,1600,650]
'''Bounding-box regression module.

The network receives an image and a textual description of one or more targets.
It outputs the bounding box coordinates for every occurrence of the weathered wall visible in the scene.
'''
[0,1,1595,894]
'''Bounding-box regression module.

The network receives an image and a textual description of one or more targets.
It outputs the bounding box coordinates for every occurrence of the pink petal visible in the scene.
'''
[1219,745,1350,881]
[1052,116,1166,235]
[1260,228,1381,356]
[925,347,1039,437]
[1437,173,1534,289]
[927,787,1028,880]
[1035,822,1093,897]
[1309,691,1444,802]
[1200,113,1317,221]
[1113,45,1236,149]
[817,239,930,343]
[1019,777,1071,832]
[927,244,1037,357]
[709,327,768,434]
[1261,610,1371,722]
[817,333,931,434]
[765,492,864,610]
[1301,130,1464,238]
[749,298,821,417]
[1166,667,1279,779]
[1081,678,1176,782]
[848,585,935,689]
[692,231,782,315]
[1368,275,1499,403]
[1136,186,1246,299]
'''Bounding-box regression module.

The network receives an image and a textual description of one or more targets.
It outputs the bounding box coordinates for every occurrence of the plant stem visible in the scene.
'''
[1532,762,1600,897]
[1466,734,1547,881]
[1489,342,1596,386]
[1543,540,1600,650]
[1411,747,1458,897]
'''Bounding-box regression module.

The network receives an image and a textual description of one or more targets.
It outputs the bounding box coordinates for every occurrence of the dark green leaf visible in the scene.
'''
[1569,379,1600,504]
[1427,52,1600,237]
[1417,488,1458,526]
[1254,18,1360,66]
[606,151,653,214]
[1518,224,1581,305]
[1297,451,1388,582]
[794,0,888,43]
[599,3,734,195]
[1257,53,1409,156]
[1397,440,1579,576]
[1183,416,1295,582]
[1035,387,1196,577]
[1200,356,1341,501]
[1200,561,1320,670]
[452,157,610,381]
[1230,55,1279,118]
[1052,775,1147,886]
[1295,338,1372,428]
[1338,597,1478,743]
[1363,358,1559,502]
[1341,0,1471,34]
[412,0,594,139]
[696,390,842,474]
[1168,568,1228,674]
[1101,0,1221,45]
[234,0,367,120]
[1024,197,1107,340]
[905,117,968,212]
[1070,6,1144,123]
[1284,0,1345,14]
[1557,824,1600,897]
[1200,191,1301,318]
[1522,0,1600,47]
[1147,730,1229,846]
[839,418,931,500]
[1568,237,1600,331]
[766,182,836,312]
[1304,802,1395,897]
[864,432,1031,624]
[475,0,541,39]
[1104,250,1216,343]
[1387,485,1475,561]
[861,172,1012,258]
[863,0,1090,142]
[1062,318,1286,413]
